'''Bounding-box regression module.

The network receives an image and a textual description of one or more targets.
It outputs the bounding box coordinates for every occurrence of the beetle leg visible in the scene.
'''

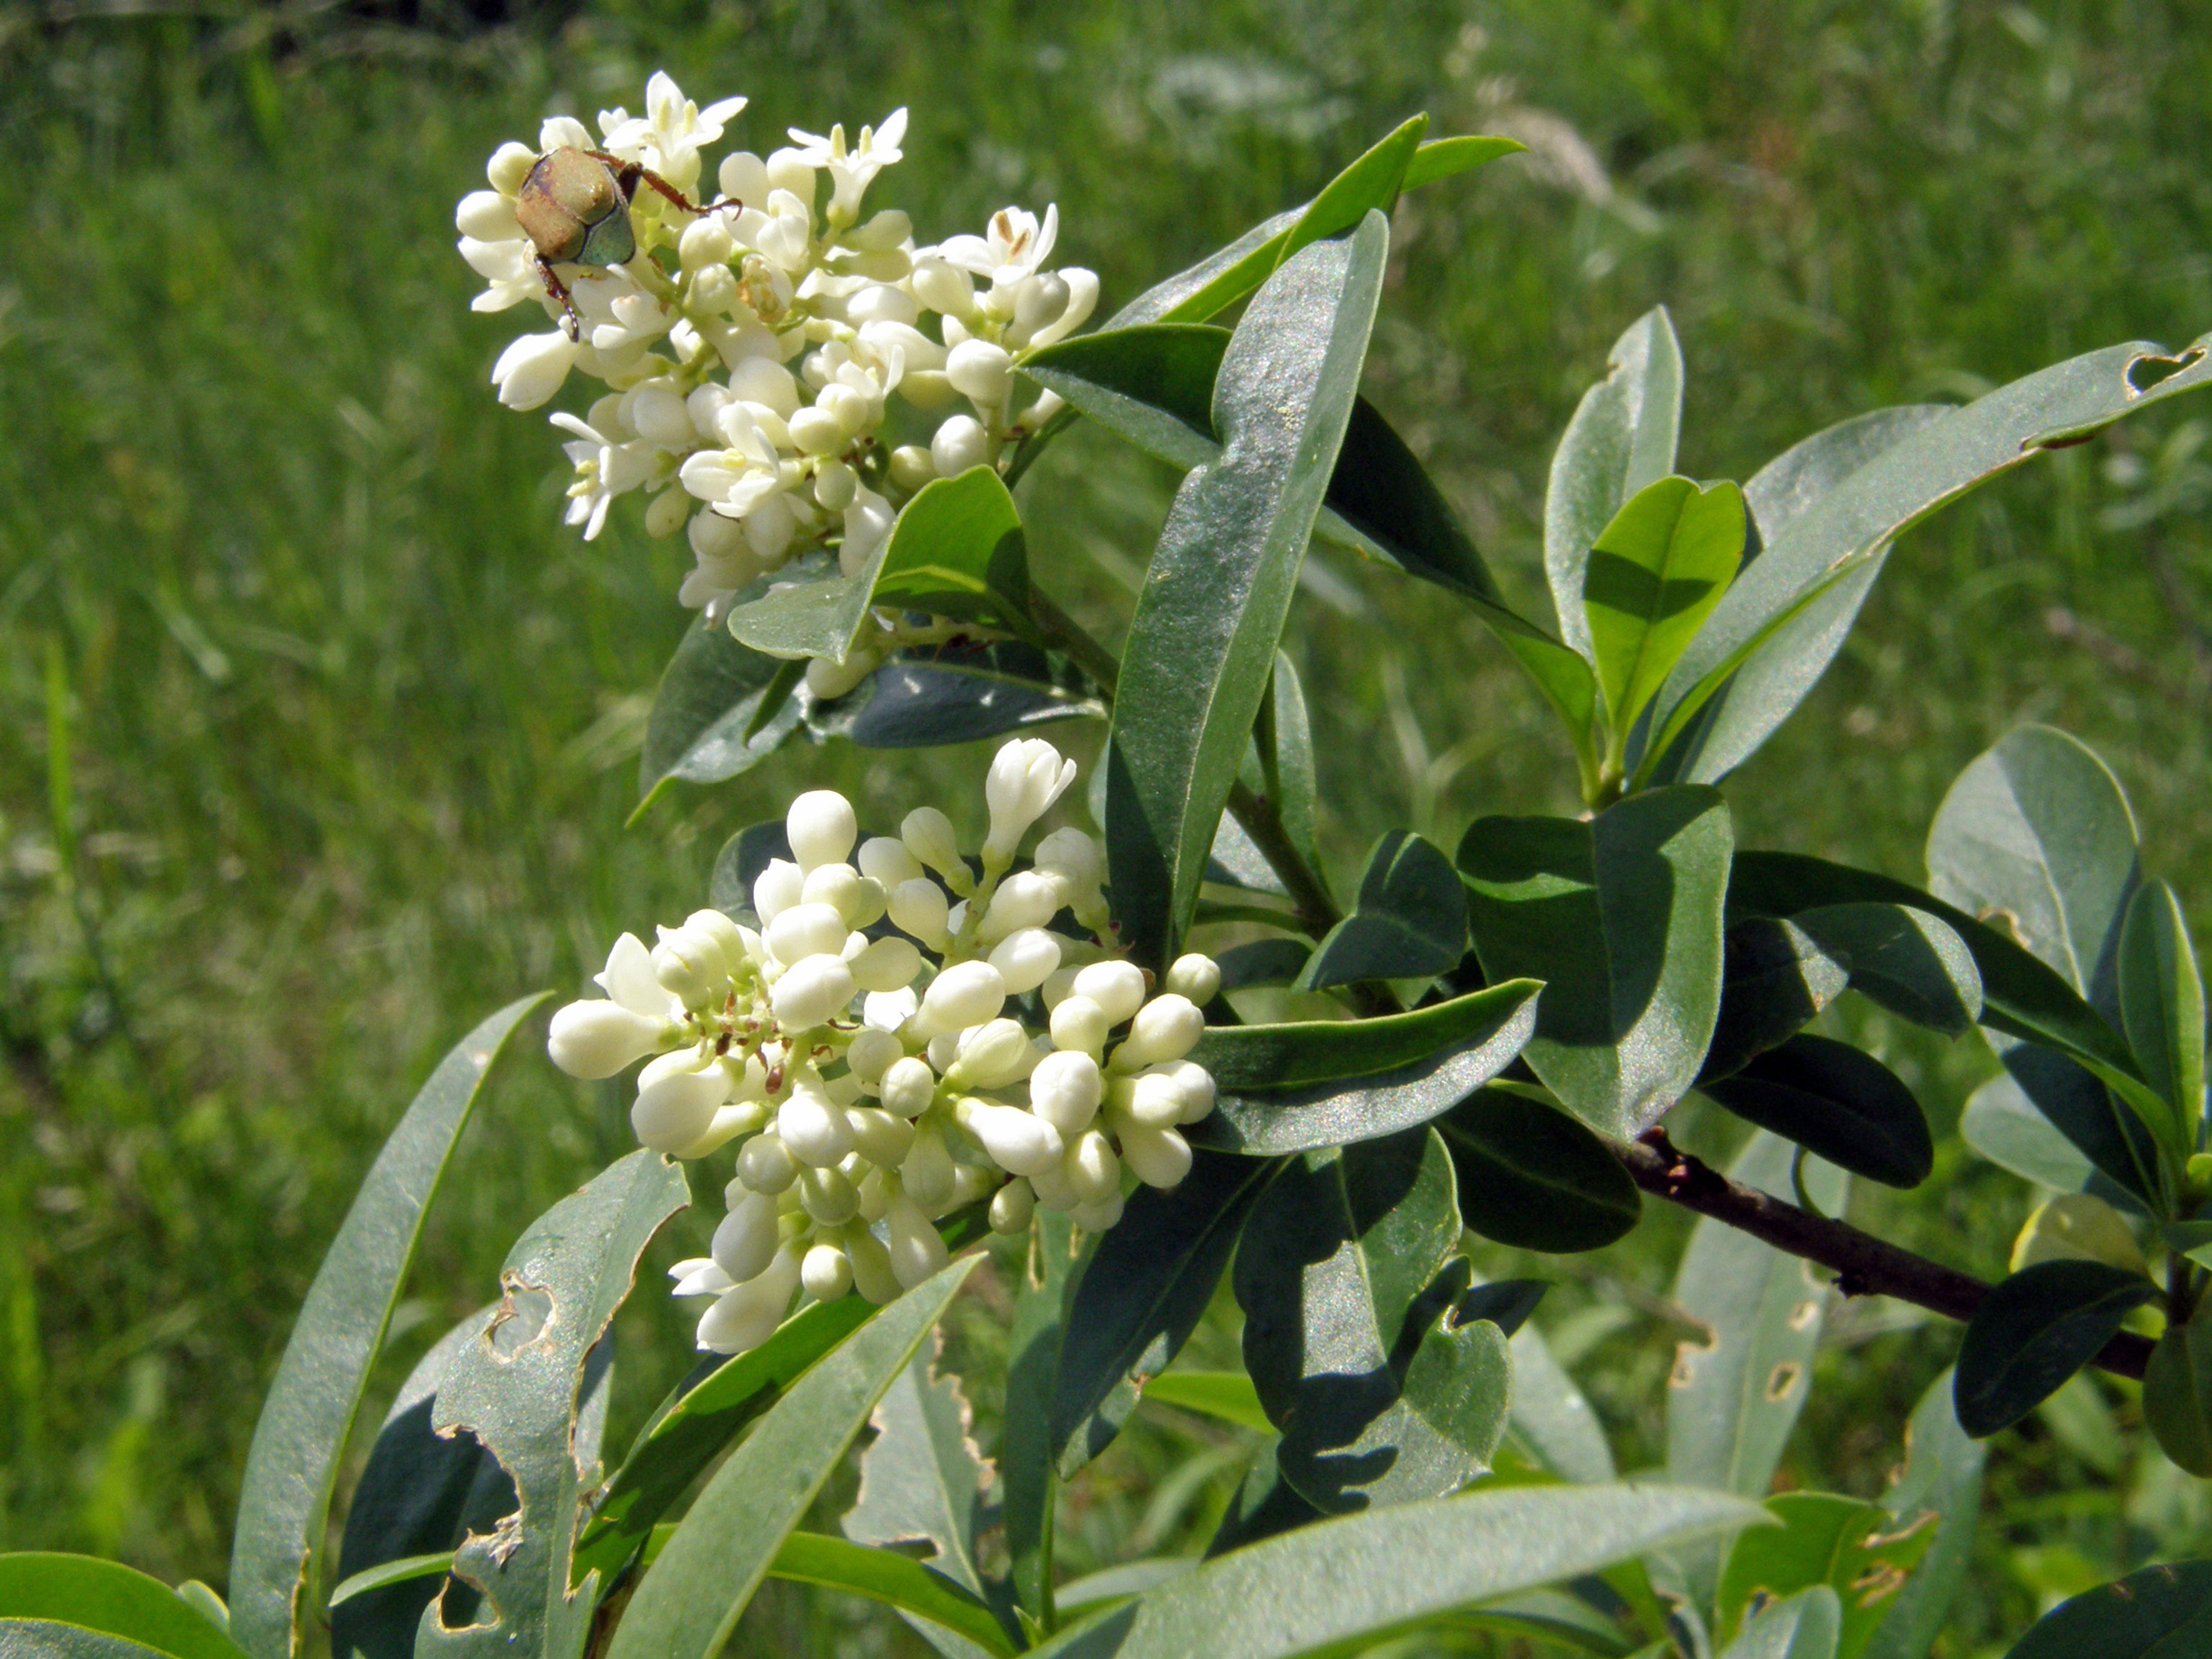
[536,257,583,341]
[590,152,735,218]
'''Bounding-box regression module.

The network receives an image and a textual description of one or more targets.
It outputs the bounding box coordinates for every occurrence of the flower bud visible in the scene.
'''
[859,836,923,889]
[1164,954,1222,1005]
[798,1163,860,1225]
[889,444,937,491]
[670,1257,733,1299]
[1111,995,1204,1072]
[918,962,1007,1035]
[847,1227,902,1304]
[846,1027,904,1083]
[735,1132,799,1193]
[927,1031,962,1073]
[1072,961,1146,1027]
[458,188,521,240]
[548,999,670,1080]
[1119,1070,1189,1129]
[806,652,875,702]
[1030,1049,1105,1136]
[788,405,844,456]
[719,149,771,207]
[690,504,745,560]
[1071,1192,1125,1233]
[697,1248,800,1354]
[951,1018,1035,1089]
[1118,1123,1192,1189]
[984,740,1077,865]
[1163,1060,1217,1124]
[679,212,734,271]
[878,1056,938,1118]
[653,927,730,1009]
[488,141,537,195]
[958,1099,1065,1177]
[787,789,858,872]
[988,928,1063,996]
[767,902,848,968]
[1041,967,1081,1010]
[887,878,952,948]
[747,493,798,565]
[930,414,990,478]
[900,807,966,883]
[818,381,872,438]
[1029,1160,1079,1212]
[945,339,1014,406]
[778,1089,856,1166]
[990,1179,1036,1235]
[753,858,805,924]
[801,1241,853,1302]
[769,954,857,1029]
[712,1189,781,1284]
[492,330,577,412]
[900,1123,958,1207]
[1033,827,1106,920]
[799,862,864,922]
[845,1105,915,1167]
[949,1161,996,1209]
[912,257,976,318]
[631,1053,729,1152]
[979,872,1061,943]
[850,936,924,994]
[1049,995,1110,1059]
[686,909,750,974]
[1065,1129,1121,1206]
[886,1194,950,1289]
[810,458,858,511]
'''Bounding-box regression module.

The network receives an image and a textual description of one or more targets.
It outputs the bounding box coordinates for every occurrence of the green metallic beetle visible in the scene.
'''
[515,148,731,339]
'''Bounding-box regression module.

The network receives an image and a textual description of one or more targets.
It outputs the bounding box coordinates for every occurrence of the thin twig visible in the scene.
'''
[1614,1128,2154,1382]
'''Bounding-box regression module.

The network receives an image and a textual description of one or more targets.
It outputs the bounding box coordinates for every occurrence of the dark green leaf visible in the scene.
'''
[229,995,545,1659]
[1105,215,1388,965]
[1583,477,1745,740]
[1027,1484,1767,1659]
[842,1346,994,1601]
[416,1149,690,1659]
[767,1535,1013,1658]
[0,1556,251,1659]
[1792,904,1983,1036]
[1545,307,1684,662]
[1651,333,2212,785]
[1215,938,1313,992]
[1005,1211,1078,1622]
[1480,1276,1615,1484]
[816,645,1104,751]
[1254,654,1320,882]
[1992,1045,2162,1212]
[571,1297,874,1589]
[1052,1151,1280,1477]
[1206,1439,1326,1559]
[0,1624,170,1659]
[1460,787,1733,1137]
[1702,1035,1933,1189]
[1862,1369,1986,1659]
[607,1259,981,1659]
[1021,325,1221,470]
[2118,879,2205,1141]
[1454,1278,1549,1338]
[2142,1313,2212,1476]
[1186,981,1542,1155]
[708,819,795,919]
[1105,212,1299,330]
[1715,1493,1935,1659]
[1300,830,1466,988]
[2003,1562,2212,1658]
[634,621,805,810]
[1236,1128,1509,1512]
[1959,1072,2097,1194]
[1435,1087,1641,1252]
[1952,1260,2157,1437]
[1401,134,1524,189]
[1141,1370,1272,1433]
[1702,917,1850,1083]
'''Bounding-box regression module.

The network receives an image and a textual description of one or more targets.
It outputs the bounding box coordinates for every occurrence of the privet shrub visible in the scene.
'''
[10,75,2212,1659]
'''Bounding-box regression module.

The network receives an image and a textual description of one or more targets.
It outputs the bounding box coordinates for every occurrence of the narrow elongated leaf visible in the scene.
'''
[1250,654,1320,884]
[1584,477,1745,738]
[1186,980,1542,1154]
[1105,216,1387,965]
[1995,1045,2163,1211]
[843,1345,994,1599]
[1052,1151,1280,1476]
[2142,1313,2212,1475]
[1141,1371,1272,1433]
[0,1557,251,1659]
[1721,1588,1842,1659]
[1300,830,1466,988]
[1703,917,1851,1082]
[1236,1128,1509,1511]
[1005,1212,1077,1621]
[1027,1484,1766,1659]
[1716,1493,1935,1658]
[635,622,806,808]
[607,1258,980,1659]
[328,1557,455,1609]
[229,995,545,1659]
[1952,1259,2157,1436]
[1861,1369,1986,1659]
[2003,1561,2212,1658]
[1402,134,1524,188]
[1547,309,1685,661]
[1702,1036,1933,1189]
[416,1149,690,1659]
[0,1626,170,1659]
[2118,879,2205,1140]
[1651,332,2212,784]
[1436,1087,1641,1252]
[1461,787,1732,1136]
[769,1535,1013,1658]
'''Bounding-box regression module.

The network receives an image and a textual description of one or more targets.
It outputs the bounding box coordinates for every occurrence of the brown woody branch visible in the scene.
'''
[1615,1127,2154,1382]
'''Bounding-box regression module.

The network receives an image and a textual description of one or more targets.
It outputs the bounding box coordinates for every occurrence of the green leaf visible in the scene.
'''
[1716,1493,1936,1659]
[1476,1270,1616,1484]
[1668,1134,1847,1564]
[1460,787,1733,1137]
[1185,980,1542,1155]
[2003,1561,2212,1658]
[571,1289,874,1589]
[415,1149,690,1659]
[2142,1311,2212,1475]
[1952,1259,2157,1436]
[824,646,1104,752]
[1236,1128,1509,1512]
[1960,1072,2098,1194]
[1650,332,2212,785]
[2118,879,2206,1143]
[1435,1087,1641,1252]
[1546,307,1685,662]
[1861,1369,1986,1659]
[1142,1370,1272,1433]
[1206,1438,1328,1558]
[1461,1588,1644,1657]
[1720,1587,1842,1659]
[1703,917,1852,1083]
[1402,133,1524,189]
[1300,830,1466,988]
[768,1535,1014,1659]
[228,994,545,1659]
[0,1624,172,1659]
[327,1556,454,1610]
[1792,904,1983,1036]
[1052,1150,1280,1477]
[1997,1047,2163,1213]
[607,1257,980,1659]
[1026,1483,1767,1659]
[1252,654,1320,883]
[634,622,805,809]
[1104,214,1388,965]
[1742,408,1958,547]
[1004,1211,1078,1623]
[0,1556,253,1659]
[1583,476,1745,740]
[1703,1036,1933,1189]
[1021,324,1221,470]
[1214,938,1314,991]
[842,1344,994,1601]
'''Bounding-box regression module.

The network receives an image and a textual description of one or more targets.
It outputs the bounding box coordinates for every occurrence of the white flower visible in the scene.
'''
[787,108,908,222]
[932,204,1059,285]
[984,739,1079,864]
[600,72,747,192]
[550,411,656,541]
[492,331,579,411]
[679,406,787,517]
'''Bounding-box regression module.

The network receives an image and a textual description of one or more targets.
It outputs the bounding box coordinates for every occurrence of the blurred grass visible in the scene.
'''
[4,0,2212,1652]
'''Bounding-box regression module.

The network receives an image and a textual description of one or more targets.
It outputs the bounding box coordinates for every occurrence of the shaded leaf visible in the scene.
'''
[1716,1493,1935,1659]
[229,995,545,1659]
[824,646,1104,751]
[1791,904,1982,1036]
[1720,1587,1842,1659]
[1435,1087,1641,1252]
[2003,1561,2212,1658]
[769,1534,1013,1658]
[1484,1280,1616,1484]
[1300,830,1466,989]
[2142,1312,2212,1476]
[1141,1371,1272,1433]
[0,1556,251,1659]
[1005,1212,1078,1622]
[1247,654,1321,883]
[1959,1071,2097,1194]
[1205,1439,1326,1559]
[0,1625,171,1659]
[1186,981,1542,1155]
[1460,787,1733,1136]
[1214,938,1314,992]
[1861,1369,1986,1659]
[1702,917,1850,1083]
[635,622,805,809]
[1702,1035,1933,1189]
[843,1343,994,1600]
[2118,879,2206,1143]
[1952,1260,2157,1437]
[1584,477,1745,740]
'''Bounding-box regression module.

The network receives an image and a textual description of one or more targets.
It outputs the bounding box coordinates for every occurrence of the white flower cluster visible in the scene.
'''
[457,73,1096,653]
[544,739,1222,1356]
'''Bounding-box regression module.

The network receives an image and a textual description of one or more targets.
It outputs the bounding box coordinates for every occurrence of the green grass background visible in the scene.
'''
[4,0,2212,1651]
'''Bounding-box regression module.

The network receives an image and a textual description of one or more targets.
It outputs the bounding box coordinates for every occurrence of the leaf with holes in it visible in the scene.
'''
[1434,1086,1641,1253]
[1861,1369,1986,1659]
[1702,1036,1933,1190]
[1952,1259,2158,1438]
[2003,1561,2212,1658]
[1235,1127,1510,1513]
[842,1342,995,1603]
[1300,830,1467,989]
[1715,1493,1938,1659]
[1582,476,1746,740]
[413,1149,689,1659]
